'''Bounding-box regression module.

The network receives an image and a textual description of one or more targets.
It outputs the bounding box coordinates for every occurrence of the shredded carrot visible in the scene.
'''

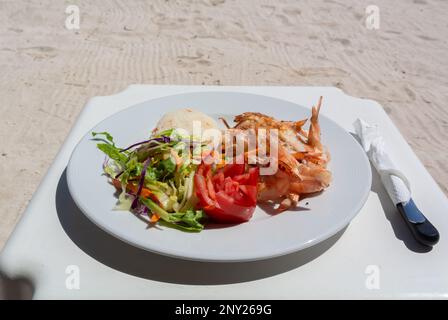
[150,214,160,223]
[111,178,122,190]
[112,178,158,202]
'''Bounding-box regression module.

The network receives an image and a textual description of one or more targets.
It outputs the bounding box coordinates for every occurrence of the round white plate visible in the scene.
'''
[67,91,372,262]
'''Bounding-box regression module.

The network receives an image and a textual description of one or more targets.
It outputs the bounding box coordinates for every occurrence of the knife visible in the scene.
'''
[397,199,439,246]
[354,119,439,247]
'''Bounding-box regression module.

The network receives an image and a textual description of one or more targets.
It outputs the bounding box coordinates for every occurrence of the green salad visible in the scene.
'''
[92,129,206,232]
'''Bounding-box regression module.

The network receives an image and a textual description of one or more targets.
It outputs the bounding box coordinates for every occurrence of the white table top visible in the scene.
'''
[1,85,447,299]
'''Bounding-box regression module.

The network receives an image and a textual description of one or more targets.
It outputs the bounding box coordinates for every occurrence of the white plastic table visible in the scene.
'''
[1,85,447,299]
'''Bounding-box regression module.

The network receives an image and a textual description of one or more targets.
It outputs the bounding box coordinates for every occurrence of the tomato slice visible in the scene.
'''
[194,174,215,207]
[232,172,250,185]
[210,191,256,223]
[206,177,216,200]
[222,163,245,178]
[232,167,259,186]
[247,167,259,185]
[212,171,225,190]
[223,177,239,195]
[194,163,259,224]
[238,185,257,205]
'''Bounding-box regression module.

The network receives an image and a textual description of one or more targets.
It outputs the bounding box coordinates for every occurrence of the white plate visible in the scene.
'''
[67,91,372,262]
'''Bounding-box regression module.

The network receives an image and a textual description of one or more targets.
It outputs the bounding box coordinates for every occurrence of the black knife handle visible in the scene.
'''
[397,199,439,246]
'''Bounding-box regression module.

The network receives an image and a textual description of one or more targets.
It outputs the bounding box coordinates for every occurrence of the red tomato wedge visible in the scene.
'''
[193,174,215,207]
[194,163,259,223]
[222,163,245,177]
[232,167,259,186]
[239,185,257,205]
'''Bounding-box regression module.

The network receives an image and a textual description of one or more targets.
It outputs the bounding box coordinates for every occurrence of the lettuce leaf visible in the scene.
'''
[92,132,128,166]
[159,157,176,174]
[92,131,115,145]
[97,143,128,165]
[139,197,205,232]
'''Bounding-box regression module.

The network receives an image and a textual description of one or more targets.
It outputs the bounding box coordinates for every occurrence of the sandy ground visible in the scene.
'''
[0,0,447,250]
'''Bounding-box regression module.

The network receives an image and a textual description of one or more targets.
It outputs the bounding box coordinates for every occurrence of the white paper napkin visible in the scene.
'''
[353,119,411,205]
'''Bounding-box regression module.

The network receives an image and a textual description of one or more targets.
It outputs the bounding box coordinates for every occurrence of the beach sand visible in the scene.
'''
[0,0,447,249]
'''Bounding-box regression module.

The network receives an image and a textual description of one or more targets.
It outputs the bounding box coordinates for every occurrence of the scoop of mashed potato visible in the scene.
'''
[152,108,218,137]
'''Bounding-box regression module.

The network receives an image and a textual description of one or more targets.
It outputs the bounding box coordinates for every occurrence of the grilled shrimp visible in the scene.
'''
[234,112,310,153]
[233,97,332,212]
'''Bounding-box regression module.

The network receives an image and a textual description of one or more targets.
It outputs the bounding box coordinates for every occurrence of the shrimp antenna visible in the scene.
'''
[316,96,323,113]
[219,117,231,129]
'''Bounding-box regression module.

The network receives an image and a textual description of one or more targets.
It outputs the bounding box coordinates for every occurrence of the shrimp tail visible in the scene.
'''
[307,96,323,150]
